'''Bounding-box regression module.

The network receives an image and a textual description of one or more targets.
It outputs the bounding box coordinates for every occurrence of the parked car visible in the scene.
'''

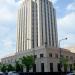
[8,71,19,75]
[67,73,75,75]
[0,72,5,75]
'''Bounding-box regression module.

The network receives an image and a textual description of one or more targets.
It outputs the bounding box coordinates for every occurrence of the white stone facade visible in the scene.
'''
[16,0,58,52]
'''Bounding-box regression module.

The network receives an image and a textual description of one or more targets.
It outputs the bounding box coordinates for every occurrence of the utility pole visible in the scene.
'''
[59,37,67,72]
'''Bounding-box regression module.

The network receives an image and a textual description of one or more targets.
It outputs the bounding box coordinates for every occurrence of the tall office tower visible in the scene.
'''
[16,0,58,52]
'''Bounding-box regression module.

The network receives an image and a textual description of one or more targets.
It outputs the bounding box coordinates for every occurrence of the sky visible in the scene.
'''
[0,0,75,59]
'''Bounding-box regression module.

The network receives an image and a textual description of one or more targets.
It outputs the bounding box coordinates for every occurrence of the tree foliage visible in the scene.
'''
[0,63,2,71]
[20,55,34,72]
[1,64,7,72]
[60,57,68,72]
[15,60,23,72]
[0,55,34,72]
[7,64,15,72]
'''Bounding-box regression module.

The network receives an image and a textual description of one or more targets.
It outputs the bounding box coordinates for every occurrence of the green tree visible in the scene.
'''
[15,60,23,72]
[60,57,68,72]
[0,63,2,71]
[1,64,7,72]
[20,55,34,72]
[71,63,75,72]
[7,64,15,72]
[73,63,75,70]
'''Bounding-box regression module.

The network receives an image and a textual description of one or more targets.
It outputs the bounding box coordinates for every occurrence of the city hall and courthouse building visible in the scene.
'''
[1,0,75,72]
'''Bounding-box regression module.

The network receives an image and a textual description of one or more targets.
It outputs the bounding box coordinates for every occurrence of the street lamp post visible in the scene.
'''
[59,37,67,72]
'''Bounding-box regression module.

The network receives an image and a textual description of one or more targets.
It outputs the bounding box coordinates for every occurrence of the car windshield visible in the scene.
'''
[8,72,19,75]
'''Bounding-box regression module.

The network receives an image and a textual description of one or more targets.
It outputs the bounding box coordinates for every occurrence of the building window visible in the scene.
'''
[49,53,52,57]
[32,41,34,48]
[50,63,53,72]
[33,64,36,72]
[57,63,61,72]
[40,54,44,58]
[66,56,69,59]
[69,64,72,72]
[8,60,10,63]
[70,56,73,60]
[34,55,37,59]
[41,63,44,72]
[11,59,12,63]
[55,54,58,58]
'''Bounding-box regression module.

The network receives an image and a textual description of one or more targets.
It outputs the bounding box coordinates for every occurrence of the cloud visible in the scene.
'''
[58,12,75,33]
[0,8,15,22]
[49,0,58,3]
[0,0,20,22]
[2,39,13,49]
[0,0,18,59]
[1,31,16,50]
[67,2,75,11]
[0,37,16,59]
[57,12,75,48]
[51,0,57,3]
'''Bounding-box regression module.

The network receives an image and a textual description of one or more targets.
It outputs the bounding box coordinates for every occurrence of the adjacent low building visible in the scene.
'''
[66,46,75,53]
[1,54,16,66]
[1,47,75,72]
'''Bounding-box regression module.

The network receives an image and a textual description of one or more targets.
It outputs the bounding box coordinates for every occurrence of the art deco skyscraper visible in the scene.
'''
[16,0,58,52]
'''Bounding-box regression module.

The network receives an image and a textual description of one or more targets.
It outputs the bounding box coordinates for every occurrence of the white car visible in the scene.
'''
[0,72,5,75]
[8,71,19,75]
[67,73,75,75]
